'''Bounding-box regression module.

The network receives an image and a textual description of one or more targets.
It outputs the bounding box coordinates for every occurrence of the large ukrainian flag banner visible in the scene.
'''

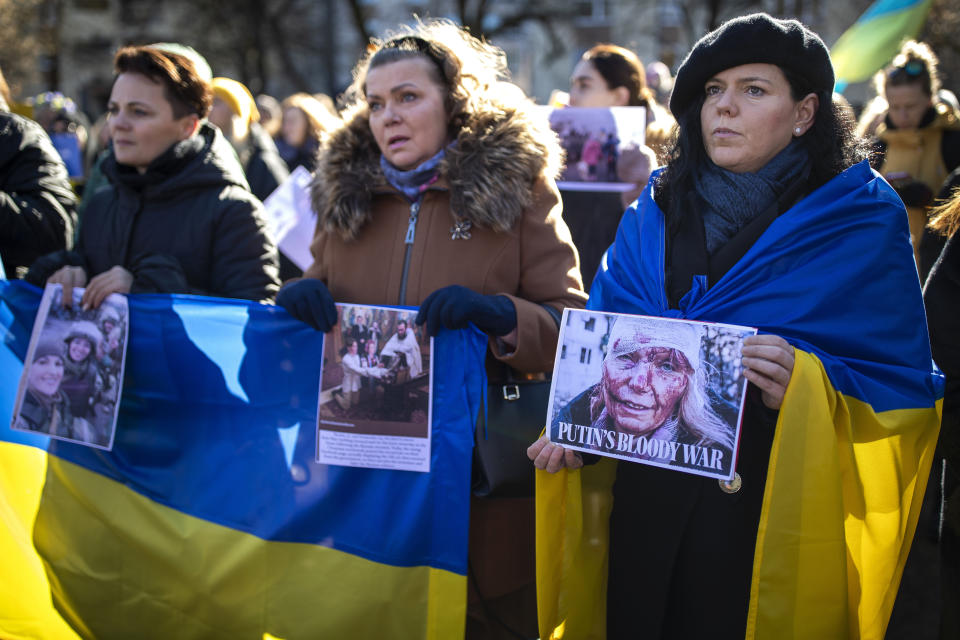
[0,281,485,639]
[536,161,944,640]
[831,0,934,91]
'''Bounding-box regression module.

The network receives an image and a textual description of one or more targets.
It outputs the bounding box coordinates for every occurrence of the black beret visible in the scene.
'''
[669,12,834,115]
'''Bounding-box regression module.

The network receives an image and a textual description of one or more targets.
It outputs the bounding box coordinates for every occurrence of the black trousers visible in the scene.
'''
[941,459,960,639]
[606,400,775,640]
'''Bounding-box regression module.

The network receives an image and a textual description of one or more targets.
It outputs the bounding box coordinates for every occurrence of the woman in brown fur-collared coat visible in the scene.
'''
[276,19,587,639]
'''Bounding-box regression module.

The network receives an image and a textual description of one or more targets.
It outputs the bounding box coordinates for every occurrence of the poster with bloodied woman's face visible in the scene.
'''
[10,284,128,450]
[546,309,756,481]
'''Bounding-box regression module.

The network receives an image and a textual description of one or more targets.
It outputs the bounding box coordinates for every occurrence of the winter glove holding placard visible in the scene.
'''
[416,285,517,336]
[276,279,338,332]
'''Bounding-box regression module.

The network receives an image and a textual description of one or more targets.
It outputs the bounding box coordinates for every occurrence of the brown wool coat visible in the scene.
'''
[300,101,588,616]
[304,102,588,374]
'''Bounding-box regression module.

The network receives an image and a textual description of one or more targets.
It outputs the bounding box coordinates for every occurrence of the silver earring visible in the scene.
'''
[795,127,802,135]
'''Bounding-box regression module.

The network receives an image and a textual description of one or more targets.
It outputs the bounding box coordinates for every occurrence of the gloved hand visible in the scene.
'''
[886,173,934,207]
[276,279,338,332]
[894,180,934,208]
[416,285,517,337]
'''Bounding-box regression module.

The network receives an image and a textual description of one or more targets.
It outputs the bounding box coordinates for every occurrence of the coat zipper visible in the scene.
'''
[397,198,421,305]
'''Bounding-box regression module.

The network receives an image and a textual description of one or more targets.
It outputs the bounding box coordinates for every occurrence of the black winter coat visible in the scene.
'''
[240,123,289,203]
[0,112,77,279]
[27,123,279,302]
[925,229,960,469]
[923,223,960,639]
[603,174,804,640]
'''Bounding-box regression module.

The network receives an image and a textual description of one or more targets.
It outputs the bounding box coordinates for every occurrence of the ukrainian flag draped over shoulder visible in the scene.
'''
[535,161,944,640]
[0,282,486,639]
[831,0,933,91]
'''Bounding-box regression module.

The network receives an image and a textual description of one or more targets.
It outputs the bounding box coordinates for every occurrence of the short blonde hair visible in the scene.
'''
[280,92,341,143]
[928,186,960,237]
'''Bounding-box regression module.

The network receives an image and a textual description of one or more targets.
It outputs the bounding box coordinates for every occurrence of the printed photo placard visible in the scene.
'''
[316,303,433,473]
[547,309,756,480]
[540,106,648,192]
[11,284,129,450]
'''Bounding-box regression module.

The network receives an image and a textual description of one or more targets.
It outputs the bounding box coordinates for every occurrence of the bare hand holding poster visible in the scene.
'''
[547,309,755,480]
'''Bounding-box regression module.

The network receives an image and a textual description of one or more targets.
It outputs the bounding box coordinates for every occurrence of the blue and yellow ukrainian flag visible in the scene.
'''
[536,160,944,640]
[0,281,486,639]
[831,0,934,92]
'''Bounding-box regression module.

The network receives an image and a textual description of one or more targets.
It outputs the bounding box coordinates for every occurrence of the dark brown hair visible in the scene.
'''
[113,45,212,118]
[342,18,510,136]
[582,44,654,108]
[366,36,466,129]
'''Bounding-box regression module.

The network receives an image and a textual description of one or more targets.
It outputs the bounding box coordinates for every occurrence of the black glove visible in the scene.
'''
[276,279,337,332]
[416,285,517,336]
[894,180,934,208]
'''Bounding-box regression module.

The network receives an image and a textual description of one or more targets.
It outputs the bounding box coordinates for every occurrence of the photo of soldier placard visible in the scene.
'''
[10,284,128,450]
[547,309,755,481]
[316,303,433,473]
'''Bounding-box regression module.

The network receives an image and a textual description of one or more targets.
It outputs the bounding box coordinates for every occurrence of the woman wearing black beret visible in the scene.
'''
[532,12,941,640]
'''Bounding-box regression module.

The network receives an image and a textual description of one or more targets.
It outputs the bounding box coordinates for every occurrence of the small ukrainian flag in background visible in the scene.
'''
[832,0,934,92]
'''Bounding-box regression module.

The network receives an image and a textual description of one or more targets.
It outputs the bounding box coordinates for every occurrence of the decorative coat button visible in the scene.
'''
[719,472,742,494]
[450,220,472,240]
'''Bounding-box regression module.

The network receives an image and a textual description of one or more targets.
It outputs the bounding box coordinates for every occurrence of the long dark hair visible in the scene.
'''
[582,44,654,108]
[655,66,869,228]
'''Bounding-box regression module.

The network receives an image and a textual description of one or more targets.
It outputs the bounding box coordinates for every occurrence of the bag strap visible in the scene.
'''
[496,304,563,385]
[541,303,562,329]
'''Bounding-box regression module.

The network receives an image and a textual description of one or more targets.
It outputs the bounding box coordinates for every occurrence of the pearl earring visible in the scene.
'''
[795,127,802,135]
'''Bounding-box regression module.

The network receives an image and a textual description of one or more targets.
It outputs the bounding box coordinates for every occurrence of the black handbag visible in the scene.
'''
[471,305,562,498]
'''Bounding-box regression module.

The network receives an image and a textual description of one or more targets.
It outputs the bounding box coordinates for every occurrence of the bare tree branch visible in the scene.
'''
[266,12,311,91]
[457,0,470,31]
[535,16,567,60]
[922,0,960,90]
[342,0,371,46]
[484,5,581,39]
[475,0,490,35]
[0,0,46,95]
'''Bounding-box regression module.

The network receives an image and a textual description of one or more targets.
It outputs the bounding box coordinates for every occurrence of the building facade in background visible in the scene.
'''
[20,0,873,121]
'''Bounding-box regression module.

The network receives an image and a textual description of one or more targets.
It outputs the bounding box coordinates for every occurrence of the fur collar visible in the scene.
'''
[310,102,563,240]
